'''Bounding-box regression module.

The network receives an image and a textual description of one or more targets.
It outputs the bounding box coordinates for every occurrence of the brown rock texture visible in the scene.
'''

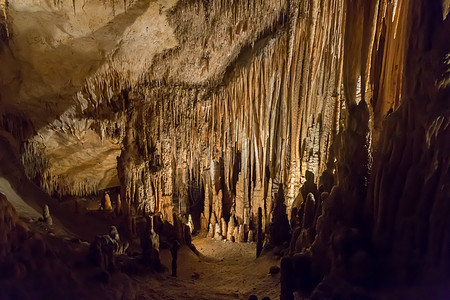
[0,0,448,297]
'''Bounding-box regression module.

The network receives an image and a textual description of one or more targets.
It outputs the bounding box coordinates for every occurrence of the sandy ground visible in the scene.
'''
[136,238,281,300]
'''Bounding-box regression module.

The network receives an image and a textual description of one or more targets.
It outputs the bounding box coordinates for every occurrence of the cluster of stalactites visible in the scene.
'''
[366,0,450,280]
[283,0,450,289]
[20,115,126,197]
[117,85,210,217]
[18,67,129,197]
[42,175,99,198]
[78,68,131,120]
[118,2,348,226]
[0,0,9,41]
[21,141,48,180]
[21,138,100,197]
[148,0,288,85]
[116,0,417,233]
[0,112,35,143]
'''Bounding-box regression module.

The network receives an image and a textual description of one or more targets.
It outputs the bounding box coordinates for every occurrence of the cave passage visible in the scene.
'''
[0,0,449,299]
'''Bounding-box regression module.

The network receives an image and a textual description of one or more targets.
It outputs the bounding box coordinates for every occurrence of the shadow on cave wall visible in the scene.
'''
[0,0,157,139]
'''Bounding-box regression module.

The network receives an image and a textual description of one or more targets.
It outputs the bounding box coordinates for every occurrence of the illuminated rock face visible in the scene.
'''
[116,0,349,228]
[0,0,449,291]
[0,0,179,197]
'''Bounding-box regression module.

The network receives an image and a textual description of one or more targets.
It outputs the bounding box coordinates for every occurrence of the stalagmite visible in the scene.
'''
[214,223,222,240]
[318,162,334,194]
[233,226,240,243]
[302,194,315,230]
[115,194,122,216]
[201,213,208,232]
[204,182,211,223]
[150,216,160,252]
[238,225,245,243]
[101,192,113,211]
[210,212,217,229]
[247,230,254,243]
[42,205,53,226]
[187,214,194,234]
[269,187,290,246]
[0,0,448,297]
[207,223,214,239]
[141,217,162,270]
[221,217,227,239]
[214,190,223,225]
[257,207,264,257]
[227,216,236,241]
[235,173,245,225]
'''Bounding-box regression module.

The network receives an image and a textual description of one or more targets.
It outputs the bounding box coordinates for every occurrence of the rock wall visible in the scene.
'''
[0,0,177,197]
[368,0,450,281]
[117,0,349,232]
[281,1,450,297]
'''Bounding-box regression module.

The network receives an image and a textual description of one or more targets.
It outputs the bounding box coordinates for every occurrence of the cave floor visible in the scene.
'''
[0,176,280,299]
[136,237,281,300]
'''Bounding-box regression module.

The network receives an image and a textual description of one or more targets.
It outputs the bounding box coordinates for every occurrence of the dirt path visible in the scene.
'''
[136,238,281,300]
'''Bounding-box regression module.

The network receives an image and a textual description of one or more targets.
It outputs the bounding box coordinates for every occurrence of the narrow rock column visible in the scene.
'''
[43,205,53,226]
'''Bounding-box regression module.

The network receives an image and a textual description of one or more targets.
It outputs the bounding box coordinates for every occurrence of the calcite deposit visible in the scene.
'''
[0,0,448,298]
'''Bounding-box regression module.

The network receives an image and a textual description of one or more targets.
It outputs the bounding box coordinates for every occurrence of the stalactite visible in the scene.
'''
[1,0,446,295]
[116,1,347,233]
[0,0,9,39]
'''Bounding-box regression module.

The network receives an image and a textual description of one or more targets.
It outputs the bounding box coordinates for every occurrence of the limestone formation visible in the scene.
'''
[200,213,208,232]
[269,187,291,246]
[213,190,223,227]
[109,226,120,243]
[101,192,113,211]
[300,171,318,202]
[42,205,53,226]
[210,213,217,229]
[204,182,211,223]
[184,224,192,247]
[115,194,122,216]
[214,223,222,240]
[149,217,160,252]
[238,225,245,243]
[227,217,236,241]
[289,227,301,255]
[294,228,315,253]
[256,207,264,257]
[0,0,448,297]
[141,218,162,270]
[302,194,315,230]
[290,207,300,229]
[318,162,334,194]
[233,226,240,243]
[90,226,121,271]
[247,230,254,243]
[207,223,214,239]
[172,213,186,244]
[313,192,328,231]
[220,217,227,239]
[0,193,98,298]
[128,214,137,236]
[187,214,194,234]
